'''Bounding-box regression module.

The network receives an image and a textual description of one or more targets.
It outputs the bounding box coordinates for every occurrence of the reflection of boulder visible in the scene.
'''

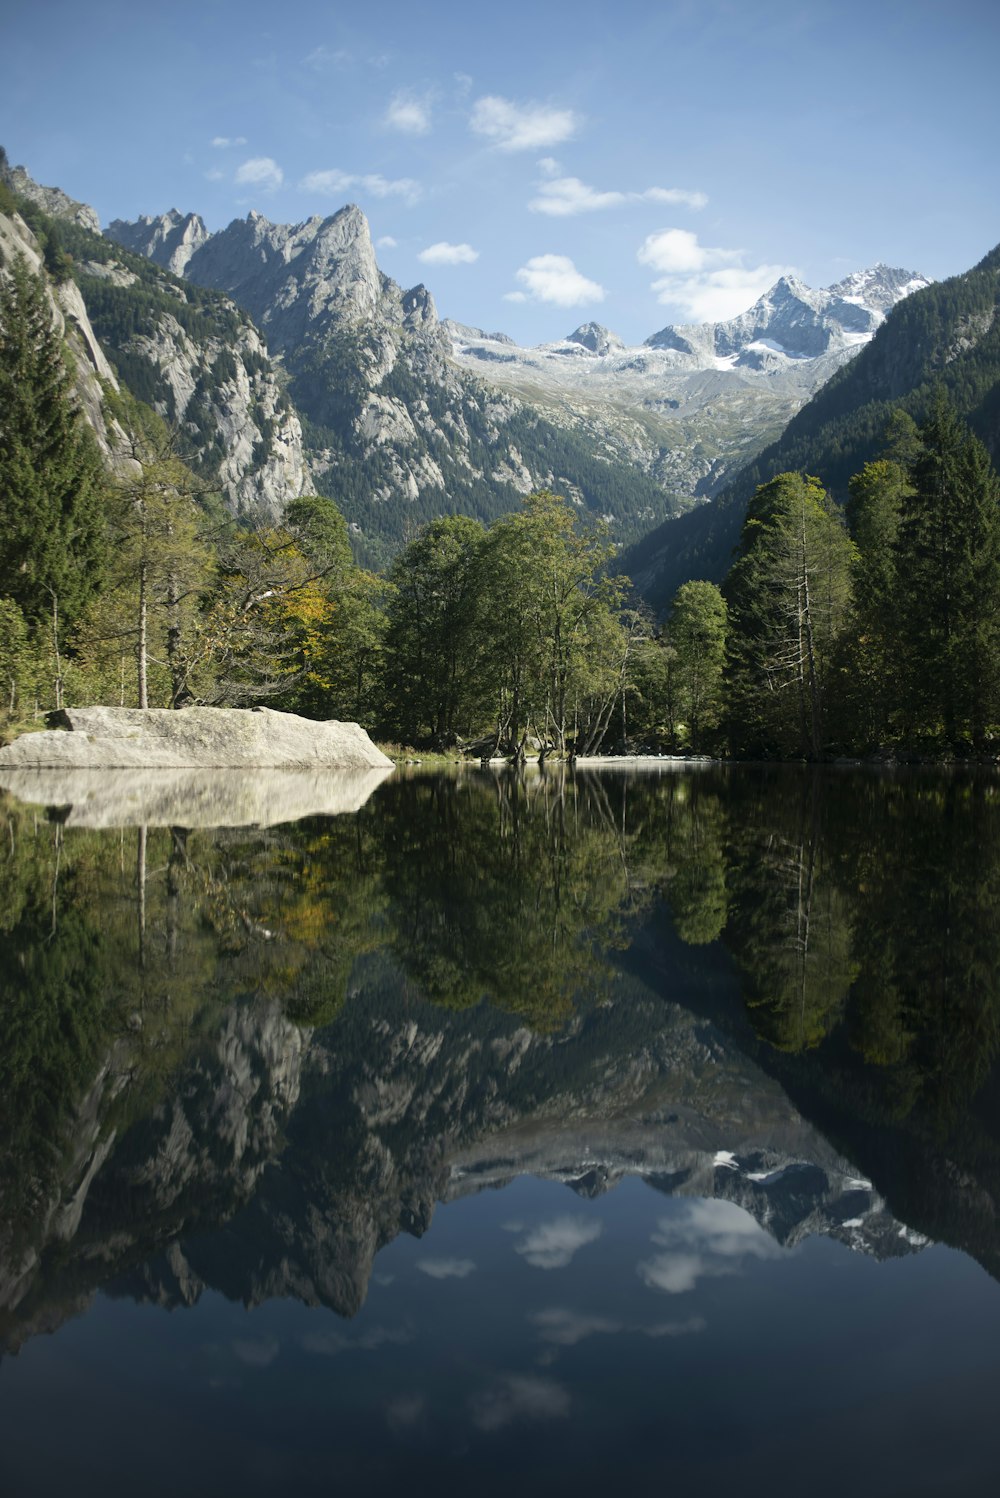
[0,706,393,771]
[0,766,392,827]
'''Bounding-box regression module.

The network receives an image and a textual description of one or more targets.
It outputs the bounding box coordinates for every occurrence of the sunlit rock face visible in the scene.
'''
[0,707,394,772]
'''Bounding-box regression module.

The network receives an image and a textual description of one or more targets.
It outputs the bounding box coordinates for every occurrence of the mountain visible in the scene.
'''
[0,155,935,572]
[105,202,680,565]
[623,244,1000,615]
[446,267,929,506]
[0,163,309,519]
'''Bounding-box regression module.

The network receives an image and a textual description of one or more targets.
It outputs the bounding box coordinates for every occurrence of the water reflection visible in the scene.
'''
[2,765,1000,1354]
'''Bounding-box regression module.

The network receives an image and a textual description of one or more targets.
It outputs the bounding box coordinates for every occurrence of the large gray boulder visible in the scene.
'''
[0,706,394,771]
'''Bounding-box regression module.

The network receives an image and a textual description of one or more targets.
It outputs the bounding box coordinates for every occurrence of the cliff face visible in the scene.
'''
[0,206,126,462]
[2,168,309,520]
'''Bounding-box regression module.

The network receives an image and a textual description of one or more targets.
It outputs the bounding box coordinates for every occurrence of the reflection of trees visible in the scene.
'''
[375,770,659,1031]
[711,772,1000,1133]
[722,773,856,1053]
[658,778,729,945]
[6,766,1000,1296]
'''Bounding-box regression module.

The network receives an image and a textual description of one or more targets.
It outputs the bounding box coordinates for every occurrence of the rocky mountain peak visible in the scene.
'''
[645,262,929,366]
[565,322,625,356]
[401,282,437,330]
[106,208,210,277]
[5,163,101,235]
[149,201,387,351]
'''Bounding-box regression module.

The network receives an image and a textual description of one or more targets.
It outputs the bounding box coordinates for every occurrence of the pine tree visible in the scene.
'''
[892,392,1000,747]
[0,254,105,633]
[724,473,856,757]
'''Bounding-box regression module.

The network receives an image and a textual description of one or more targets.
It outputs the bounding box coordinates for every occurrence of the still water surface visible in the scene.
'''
[2,766,1000,1495]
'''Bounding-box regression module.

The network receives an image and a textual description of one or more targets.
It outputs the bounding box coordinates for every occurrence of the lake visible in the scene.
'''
[2,764,1000,1496]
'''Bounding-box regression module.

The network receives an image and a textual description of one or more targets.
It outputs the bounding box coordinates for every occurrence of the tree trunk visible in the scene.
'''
[137,558,148,709]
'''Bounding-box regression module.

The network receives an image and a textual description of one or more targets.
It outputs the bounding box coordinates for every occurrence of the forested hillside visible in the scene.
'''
[624,244,1000,615]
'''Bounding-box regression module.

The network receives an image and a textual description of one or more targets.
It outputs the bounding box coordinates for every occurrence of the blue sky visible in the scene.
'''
[3,0,998,344]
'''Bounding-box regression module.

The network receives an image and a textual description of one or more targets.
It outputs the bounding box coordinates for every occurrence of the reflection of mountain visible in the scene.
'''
[0,960,923,1352]
[3,768,1000,1352]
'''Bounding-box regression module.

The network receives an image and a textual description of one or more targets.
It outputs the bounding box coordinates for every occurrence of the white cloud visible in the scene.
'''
[514,1216,603,1269]
[376,235,398,249]
[638,227,793,322]
[537,157,561,177]
[305,45,352,69]
[204,168,225,182]
[470,95,580,151]
[416,1257,476,1279]
[507,254,605,308]
[469,1375,570,1431]
[211,135,247,149]
[418,241,479,265]
[386,90,433,135]
[235,156,283,192]
[531,177,707,217]
[454,71,474,98]
[300,169,420,205]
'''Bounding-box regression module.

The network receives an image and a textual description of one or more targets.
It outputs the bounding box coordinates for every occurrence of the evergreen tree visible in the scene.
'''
[892,392,1000,747]
[724,473,855,757]
[0,254,105,635]
[843,456,913,744]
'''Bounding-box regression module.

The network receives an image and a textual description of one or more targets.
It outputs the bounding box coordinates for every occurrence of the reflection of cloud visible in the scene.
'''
[386,1393,426,1431]
[232,1337,280,1367]
[301,1324,413,1356]
[417,1257,476,1279]
[515,1216,602,1269]
[530,1308,621,1346]
[470,1374,570,1431]
[638,1200,784,1294]
[644,1316,707,1337]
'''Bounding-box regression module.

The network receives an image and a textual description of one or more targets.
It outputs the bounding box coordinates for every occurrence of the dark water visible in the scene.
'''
[2,765,1000,1496]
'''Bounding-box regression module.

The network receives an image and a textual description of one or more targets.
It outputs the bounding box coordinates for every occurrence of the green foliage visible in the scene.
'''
[0,254,107,637]
[625,244,1000,615]
[724,473,856,757]
[890,392,1000,746]
[664,580,727,752]
[382,514,489,743]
